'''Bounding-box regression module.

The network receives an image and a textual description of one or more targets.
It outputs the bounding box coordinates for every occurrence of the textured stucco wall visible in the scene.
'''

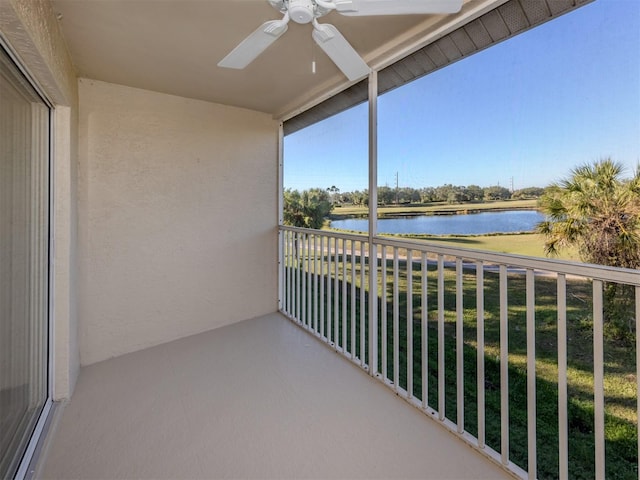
[1,0,79,400]
[1,0,76,105]
[53,105,79,400]
[78,79,279,365]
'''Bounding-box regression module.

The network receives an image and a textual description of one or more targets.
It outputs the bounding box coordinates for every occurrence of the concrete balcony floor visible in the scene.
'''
[41,313,510,479]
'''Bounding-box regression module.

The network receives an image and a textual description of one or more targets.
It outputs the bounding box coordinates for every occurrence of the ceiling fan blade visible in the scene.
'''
[334,0,463,16]
[312,23,370,81]
[218,20,289,69]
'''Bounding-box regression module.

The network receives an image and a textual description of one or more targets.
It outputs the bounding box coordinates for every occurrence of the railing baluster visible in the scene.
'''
[422,252,428,410]
[407,250,413,399]
[393,247,400,393]
[557,273,568,480]
[307,233,312,327]
[342,239,348,353]
[319,235,325,339]
[307,233,312,328]
[526,268,537,480]
[327,236,332,343]
[306,234,315,330]
[500,264,509,466]
[360,241,366,366]
[288,231,293,316]
[280,229,285,313]
[438,254,445,420]
[285,231,290,316]
[334,237,339,348]
[296,233,301,323]
[381,245,388,382]
[282,230,286,314]
[290,232,293,318]
[476,260,485,449]
[305,234,309,326]
[369,242,378,374]
[456,257,464,433]
[301,233,307,327]
[292,231,296,318]
[593,279,605,480]
[313,234,318,333]
[351,240,357,358]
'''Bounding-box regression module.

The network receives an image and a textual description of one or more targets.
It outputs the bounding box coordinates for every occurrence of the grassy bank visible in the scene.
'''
[332,199,538,218]
[321,230,580,262]
[387,232,580,261]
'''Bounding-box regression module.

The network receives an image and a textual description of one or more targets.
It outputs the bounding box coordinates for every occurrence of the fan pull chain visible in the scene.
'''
[311,33,316,74]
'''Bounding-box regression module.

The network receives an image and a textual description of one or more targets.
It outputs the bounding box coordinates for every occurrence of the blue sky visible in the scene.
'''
[284,0,640,193]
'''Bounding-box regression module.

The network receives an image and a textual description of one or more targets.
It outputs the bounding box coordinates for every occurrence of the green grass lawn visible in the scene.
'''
[386,232,580,261]
[321,230,580,261]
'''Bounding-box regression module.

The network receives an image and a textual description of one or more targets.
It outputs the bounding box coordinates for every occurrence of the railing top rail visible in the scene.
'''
[279,226,639,285]
[280,225,368,243]
[371,235,640,285]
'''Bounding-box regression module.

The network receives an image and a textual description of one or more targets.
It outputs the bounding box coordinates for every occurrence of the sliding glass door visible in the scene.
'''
[0,44,51,478]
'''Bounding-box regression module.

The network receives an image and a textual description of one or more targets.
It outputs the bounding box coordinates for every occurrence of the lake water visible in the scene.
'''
[330,210,545,235]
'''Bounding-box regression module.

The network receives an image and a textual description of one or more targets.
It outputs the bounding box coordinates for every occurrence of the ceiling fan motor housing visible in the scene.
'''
[288,0,317,23]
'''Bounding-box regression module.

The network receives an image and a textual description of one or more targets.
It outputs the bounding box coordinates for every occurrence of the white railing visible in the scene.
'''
[278,226,640,480]
[281,227,368,364]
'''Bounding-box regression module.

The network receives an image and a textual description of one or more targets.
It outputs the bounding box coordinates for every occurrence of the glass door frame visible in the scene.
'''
[0,34,55,480]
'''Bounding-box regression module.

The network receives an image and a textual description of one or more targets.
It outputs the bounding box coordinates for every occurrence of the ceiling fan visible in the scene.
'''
[218,0,463,81]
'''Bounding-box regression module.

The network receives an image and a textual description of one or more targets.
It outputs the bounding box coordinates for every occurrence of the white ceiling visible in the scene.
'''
[51,0,492,118]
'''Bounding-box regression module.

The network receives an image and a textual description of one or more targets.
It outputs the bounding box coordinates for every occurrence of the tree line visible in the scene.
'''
[323,184,545,207]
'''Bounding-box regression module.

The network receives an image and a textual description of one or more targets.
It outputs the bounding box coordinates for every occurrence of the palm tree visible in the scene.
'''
[537,158,640,269]
[283,188,333,229]
[537,159,640,341]
[326,185,340,205]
